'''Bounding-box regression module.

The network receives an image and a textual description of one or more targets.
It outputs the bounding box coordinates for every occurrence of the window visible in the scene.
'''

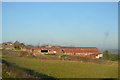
[41,50,49,52]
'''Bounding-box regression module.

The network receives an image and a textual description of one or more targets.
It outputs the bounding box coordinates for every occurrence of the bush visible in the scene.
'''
[18,51,28,57]
[14,46,21,50]
[102,50,119,61]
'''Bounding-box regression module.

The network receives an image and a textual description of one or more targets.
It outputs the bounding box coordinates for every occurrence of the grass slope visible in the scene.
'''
[2,72,15,78]
[3,57,118,78]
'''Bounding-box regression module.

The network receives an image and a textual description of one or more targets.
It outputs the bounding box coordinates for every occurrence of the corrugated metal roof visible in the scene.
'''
[2,45,14,48]
[58,47,100,54]
[31,46,101,54]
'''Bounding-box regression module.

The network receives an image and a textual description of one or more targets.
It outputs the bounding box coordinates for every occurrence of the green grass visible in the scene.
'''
[3,57,118,78]
[2,72,15,78]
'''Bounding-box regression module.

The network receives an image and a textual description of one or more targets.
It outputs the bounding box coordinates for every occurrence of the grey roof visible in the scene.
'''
[2,45,14,48]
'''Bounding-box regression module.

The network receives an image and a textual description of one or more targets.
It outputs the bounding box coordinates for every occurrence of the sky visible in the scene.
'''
[0,2,2,44]
[2,2,118,49]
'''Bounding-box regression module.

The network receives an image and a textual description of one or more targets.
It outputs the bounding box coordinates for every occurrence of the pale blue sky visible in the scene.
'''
[0,2,2,44]
[2,2,118,49]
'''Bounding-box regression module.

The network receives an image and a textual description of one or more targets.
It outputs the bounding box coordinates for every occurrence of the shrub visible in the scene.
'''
[14,46,21,50]
[102,50,119,61]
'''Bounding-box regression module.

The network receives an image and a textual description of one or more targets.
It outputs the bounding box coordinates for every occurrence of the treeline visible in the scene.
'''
[101,50,120,61]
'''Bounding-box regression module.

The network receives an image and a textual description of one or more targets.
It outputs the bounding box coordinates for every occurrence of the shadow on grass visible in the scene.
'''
[2,59,58,80]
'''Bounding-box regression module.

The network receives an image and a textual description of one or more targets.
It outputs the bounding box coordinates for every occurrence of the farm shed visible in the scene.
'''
[57,47,103,59]
[29,46,102,59]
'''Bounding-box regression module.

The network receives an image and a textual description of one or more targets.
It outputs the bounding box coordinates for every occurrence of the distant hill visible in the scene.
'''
[99,49,119,54]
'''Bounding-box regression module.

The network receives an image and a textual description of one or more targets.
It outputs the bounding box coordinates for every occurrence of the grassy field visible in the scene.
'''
[2,56,118,78]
